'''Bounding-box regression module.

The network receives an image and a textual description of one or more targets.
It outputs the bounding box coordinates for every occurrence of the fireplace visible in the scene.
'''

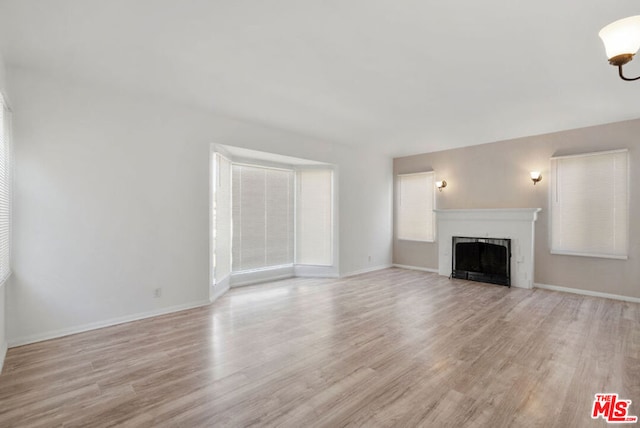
[434,209,540,289]
[451,236,511,287]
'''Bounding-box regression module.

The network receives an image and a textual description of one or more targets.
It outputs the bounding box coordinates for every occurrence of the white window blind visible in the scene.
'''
[550,149,628,259]
[0,94,10,284]
[232,164,294,272]
[296,169,333,266]
[397,172,435,242]
[213,153,232,284]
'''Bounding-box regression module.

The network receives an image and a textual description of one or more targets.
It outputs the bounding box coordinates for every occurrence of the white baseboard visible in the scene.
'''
[211,278,230,302]
[534,283,640,303]
[0,341,7,374]
[8,299,211,348]
[342,264,393,278]
[393,264,439,274]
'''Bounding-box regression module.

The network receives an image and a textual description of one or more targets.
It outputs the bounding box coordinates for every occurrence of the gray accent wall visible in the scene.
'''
[394,118,640,299]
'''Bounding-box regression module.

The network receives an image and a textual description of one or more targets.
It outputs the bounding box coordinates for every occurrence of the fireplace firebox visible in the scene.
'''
[451,236,511,287]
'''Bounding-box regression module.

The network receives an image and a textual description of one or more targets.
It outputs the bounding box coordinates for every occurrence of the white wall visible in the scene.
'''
[6,67,392,345]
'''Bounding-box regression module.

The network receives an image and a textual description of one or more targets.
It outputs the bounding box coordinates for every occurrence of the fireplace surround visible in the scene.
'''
[434,208,541,289]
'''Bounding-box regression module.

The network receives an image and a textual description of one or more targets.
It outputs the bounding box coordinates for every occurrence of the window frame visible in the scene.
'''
[0,92,12,286]
[211,151,233,288]
[396,171,436,243]
[230,162,296,274]
[295,167,334,267]
[549,149,629,260]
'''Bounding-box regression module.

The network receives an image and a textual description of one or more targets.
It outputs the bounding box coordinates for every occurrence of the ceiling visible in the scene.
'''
[1,0,640,157]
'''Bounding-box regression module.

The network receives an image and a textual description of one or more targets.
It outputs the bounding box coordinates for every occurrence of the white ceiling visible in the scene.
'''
[2,0,640,157]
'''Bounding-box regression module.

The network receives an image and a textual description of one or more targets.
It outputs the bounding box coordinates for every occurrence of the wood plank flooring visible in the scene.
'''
[0,268,639,427]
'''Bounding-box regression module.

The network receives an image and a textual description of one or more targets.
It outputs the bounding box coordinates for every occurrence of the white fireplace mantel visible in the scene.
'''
[434,208,542,289]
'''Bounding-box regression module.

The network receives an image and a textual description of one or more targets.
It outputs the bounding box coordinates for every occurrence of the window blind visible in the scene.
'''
[213,153,232,284]
[296,169,333,266]
[550,149,628,259]
[232,164,294,272]
[0,94,10,284]
[397,172,435,242]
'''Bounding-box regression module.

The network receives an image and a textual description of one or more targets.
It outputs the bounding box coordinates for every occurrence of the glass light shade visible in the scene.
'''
[530,171,541,180]
[599,15,640,59]
[436,181,444,188]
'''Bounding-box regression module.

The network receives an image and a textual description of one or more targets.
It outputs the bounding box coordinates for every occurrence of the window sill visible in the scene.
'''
[397,239,436,243]
[230,265,295,287]
[294,263,334,267]
[550,250,628,260]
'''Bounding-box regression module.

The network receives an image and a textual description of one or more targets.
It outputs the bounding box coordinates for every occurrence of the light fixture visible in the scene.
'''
[436,180,447,192]
[530,171,542,185]
[599,15,640,81]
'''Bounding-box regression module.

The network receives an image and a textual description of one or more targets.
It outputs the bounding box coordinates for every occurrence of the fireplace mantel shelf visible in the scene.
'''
[434,208,542,222]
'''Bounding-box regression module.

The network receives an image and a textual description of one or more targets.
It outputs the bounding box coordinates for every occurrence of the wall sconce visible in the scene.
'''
[436,180,447,192]
[530,171,542,185]
[599,15,640,81]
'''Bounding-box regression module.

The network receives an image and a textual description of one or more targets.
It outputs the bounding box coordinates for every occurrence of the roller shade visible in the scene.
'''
[550,149,628,259]
[232,164,294,272]
[397,172,435,242]
[296,169,333,266]
[0,95,11,284]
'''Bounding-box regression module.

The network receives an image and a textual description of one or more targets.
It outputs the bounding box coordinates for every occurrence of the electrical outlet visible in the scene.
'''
[154,288,162,298]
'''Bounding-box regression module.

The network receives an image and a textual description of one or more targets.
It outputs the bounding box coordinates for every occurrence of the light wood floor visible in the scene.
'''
[1,268,639,427]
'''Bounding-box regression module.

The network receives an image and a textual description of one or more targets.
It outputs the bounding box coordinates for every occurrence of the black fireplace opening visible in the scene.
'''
[451,236,511,287]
